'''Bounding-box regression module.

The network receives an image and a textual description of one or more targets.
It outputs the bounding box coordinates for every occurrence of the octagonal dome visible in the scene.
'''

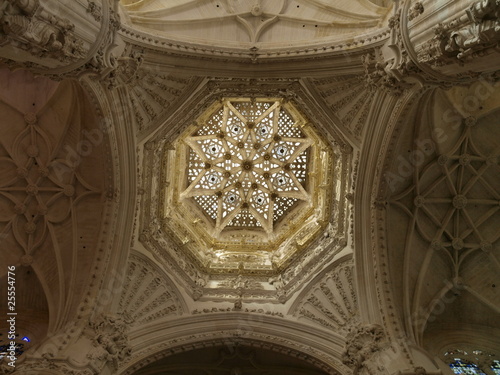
[161,97,334,273]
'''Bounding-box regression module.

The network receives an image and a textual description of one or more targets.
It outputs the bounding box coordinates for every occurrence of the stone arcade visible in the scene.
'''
[0,0,499,374]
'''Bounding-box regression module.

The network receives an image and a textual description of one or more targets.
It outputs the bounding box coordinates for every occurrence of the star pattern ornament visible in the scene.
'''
[181,98,312,235]
[391,116,499,276]
[0,109,100,255]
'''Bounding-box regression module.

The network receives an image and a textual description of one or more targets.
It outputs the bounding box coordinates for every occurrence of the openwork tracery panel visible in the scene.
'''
[181,98,312,235]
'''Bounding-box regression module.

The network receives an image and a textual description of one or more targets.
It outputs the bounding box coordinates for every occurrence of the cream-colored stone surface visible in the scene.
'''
[0,0,499,374]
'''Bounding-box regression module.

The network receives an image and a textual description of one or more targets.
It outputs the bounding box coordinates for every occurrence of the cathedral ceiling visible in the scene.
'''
[0,68,113,351]
[136,75,354,304]
[119,0,391,50]
[1,0,499,373]
[379,82,500,353]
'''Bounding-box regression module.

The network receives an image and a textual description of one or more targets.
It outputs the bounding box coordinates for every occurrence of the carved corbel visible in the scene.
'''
[86,314,131,372]
[361,47,413,96]
[342,324,387,375]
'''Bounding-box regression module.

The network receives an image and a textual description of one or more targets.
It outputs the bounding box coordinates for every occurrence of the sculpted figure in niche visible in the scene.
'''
[446,19,500,59]
[0,0,86,61]
[445,0,500,59]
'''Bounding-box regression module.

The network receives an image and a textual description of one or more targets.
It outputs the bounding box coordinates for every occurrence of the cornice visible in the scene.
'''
[118,24,391,78]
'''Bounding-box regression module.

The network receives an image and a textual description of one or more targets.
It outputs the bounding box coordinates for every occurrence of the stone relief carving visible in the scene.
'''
[362,8,421,96]
[293,262,358,333]
[217,275,265,292]
[86,314,131,371]
[121,0,388,48]
[87,0,101,22]
[0,0,87,62]
[312,75,375,141]
[341,324,387,375]
[362,48,410,97]
[102,50,143,89]
[128,71,195,133]
[192,307,284,317]
[118,255,184,325]
[80,6,120,75]
[408,2,424,22]
[417,0,500,65]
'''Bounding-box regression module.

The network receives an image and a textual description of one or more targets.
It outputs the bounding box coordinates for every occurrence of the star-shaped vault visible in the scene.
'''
[180,98,312,237]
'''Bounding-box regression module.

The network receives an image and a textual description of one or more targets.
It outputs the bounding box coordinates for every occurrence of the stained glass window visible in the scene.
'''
[181,98,312,235]
[491,360,500,374]
[0,342,25,360]
[449,358,486,375]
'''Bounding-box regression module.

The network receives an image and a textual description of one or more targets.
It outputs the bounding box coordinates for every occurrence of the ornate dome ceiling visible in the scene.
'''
[1,0,499,374]
[119,0,392,50]
[142,80,349,288]
[163,97,333,273]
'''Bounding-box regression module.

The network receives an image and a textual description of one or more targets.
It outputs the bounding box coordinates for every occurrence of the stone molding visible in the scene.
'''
[121,316,348,375]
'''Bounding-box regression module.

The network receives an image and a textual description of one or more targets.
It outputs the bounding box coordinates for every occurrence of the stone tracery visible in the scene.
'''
[182,98,312,236]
